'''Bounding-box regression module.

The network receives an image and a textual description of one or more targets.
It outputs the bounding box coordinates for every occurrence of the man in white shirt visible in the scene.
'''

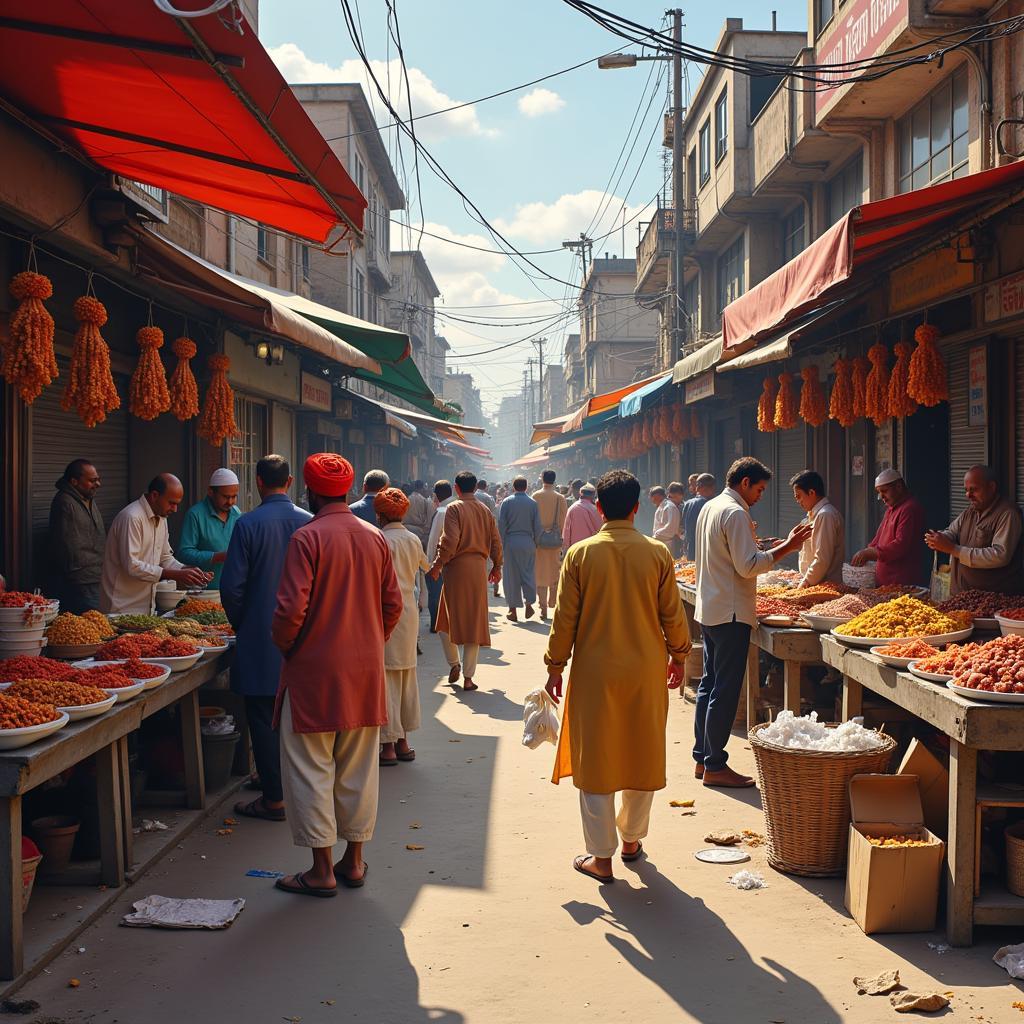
[425,479,456,632]
[790,470,845,587]
[100,474,210,614]
[694,457,811,788]
[650,484,685,556]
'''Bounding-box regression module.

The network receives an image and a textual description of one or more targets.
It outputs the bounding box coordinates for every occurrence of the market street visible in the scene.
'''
[15,596,1024,1024]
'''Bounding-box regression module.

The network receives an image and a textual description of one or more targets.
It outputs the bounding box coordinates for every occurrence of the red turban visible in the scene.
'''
[373,487,410,521]
[303,453,354,497]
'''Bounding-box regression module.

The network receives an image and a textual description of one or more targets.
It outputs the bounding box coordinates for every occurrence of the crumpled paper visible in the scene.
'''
[890,992,949,1013]
[853,969,901,995]
[994,942,1024,979]
[705,831,742,846]
[122,895,244,929]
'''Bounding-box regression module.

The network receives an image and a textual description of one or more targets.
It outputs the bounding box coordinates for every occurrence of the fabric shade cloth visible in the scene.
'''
[672,336,723,383]
[510,447,549,467]
[618,371,672,418]
[722,160,1024,352]
[530,412,575,446]
[561,372,668,433]
[716,301,845,372]
[435,435,492,458]
[0,2,366,242]
[376,401,484,434]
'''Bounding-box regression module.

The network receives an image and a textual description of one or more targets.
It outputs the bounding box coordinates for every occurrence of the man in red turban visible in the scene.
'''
[271,453,403,896]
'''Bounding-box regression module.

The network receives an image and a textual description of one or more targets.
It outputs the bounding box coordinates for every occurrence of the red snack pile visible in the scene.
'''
[997,607,1024,622]
[0,656,78,683]
[96,633,198,660]
[913,643,983,676]
[952,634,1024,693]
[76,666,137,689]
[121,658,166,680]
[0,692,59,728]
[0,591,49,608]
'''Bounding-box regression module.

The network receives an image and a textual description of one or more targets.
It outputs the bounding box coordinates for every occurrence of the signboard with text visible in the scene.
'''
[983,270,1024,325]
[889,242,974,314]
[968,345,987,427]
[300,371,332,412]
[685,370,715,405]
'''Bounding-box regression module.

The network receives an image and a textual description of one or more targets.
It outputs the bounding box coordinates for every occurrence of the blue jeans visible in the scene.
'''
[426,572,444,632]
[693,620,751,772]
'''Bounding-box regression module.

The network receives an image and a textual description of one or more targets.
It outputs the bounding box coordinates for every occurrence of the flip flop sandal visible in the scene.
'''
[463,679,479,691]
[396,750,416,762]
[338,861,369,889]
[275,871,337,898]
[621,842,644,863]
[573,855,614,884]
[235,798,286,822]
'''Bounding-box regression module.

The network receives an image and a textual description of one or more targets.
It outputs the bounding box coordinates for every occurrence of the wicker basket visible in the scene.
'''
[749,722,896,877]
[1005,822,1024,897]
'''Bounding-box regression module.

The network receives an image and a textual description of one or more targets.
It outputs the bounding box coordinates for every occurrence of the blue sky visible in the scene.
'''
[259,0,808,413]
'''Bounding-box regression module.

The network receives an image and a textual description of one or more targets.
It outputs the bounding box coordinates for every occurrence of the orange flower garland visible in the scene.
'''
[865,342,890,426]
[62,296,120,428]
[799,365,828,427]
[888,341,918,419]
[197,353,238,447]
[852,356,870,420]
[907,322,948,406]
[656,405,673,445]
[129,325,171,420]
[757,376,778,433]
[3,271,58,403]
[689,408,701,438]
[168,336,200,421]
[774,372,798,430]
[674,404,690,441]
[829,358,855,428]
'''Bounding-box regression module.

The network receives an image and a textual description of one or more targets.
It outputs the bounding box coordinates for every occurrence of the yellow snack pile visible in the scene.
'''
[866,835,935,848]
[46,612,104,646]
[834,595,962,639]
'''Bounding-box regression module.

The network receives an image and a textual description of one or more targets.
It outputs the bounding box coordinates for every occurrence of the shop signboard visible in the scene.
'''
[889,243,973,315]
[316,417,341,440]
[685,370,715,404]
[300,371,332,412]
[983,270,1024,325]
[968,345,987,427]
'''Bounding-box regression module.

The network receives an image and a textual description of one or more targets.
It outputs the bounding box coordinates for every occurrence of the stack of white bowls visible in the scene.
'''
[0,602,49,658]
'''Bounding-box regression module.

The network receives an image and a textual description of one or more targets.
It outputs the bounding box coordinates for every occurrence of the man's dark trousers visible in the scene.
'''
[693,619,752,771]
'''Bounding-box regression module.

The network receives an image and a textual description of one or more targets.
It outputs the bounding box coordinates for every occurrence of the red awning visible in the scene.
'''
[722,161,1024,352]
[0,3,366,242]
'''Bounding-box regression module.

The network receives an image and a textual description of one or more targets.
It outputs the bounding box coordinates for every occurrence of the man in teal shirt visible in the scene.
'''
[179,468,242,588]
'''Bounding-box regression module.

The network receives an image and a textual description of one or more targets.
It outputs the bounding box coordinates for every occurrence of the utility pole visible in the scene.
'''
[671,7,686,366]
[521,368,529,452]
[527,357,536,435]
[533,337,547,419]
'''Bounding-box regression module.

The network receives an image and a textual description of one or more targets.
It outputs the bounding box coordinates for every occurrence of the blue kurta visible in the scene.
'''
[219,494,312,696]
[349,492,380,526]
[498,492,541,609]
[178,497,242,587]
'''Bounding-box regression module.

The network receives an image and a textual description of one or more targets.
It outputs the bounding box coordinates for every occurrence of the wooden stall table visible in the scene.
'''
[822,634,1024,946]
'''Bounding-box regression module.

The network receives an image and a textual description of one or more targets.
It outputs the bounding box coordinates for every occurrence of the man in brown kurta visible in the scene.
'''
[926,465,1024,595]
[429,470,503,691]
[532,469,568,619]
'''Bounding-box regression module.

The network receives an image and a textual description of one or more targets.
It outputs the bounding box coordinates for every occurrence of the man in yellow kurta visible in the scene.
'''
[545,469,691,883]
[532,470,568,620]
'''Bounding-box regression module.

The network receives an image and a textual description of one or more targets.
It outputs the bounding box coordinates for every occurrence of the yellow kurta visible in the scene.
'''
[532,487,567,587]
[546,520,691,793]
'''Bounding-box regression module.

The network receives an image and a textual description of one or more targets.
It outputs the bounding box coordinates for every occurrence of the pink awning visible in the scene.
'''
[722,161,1024,352]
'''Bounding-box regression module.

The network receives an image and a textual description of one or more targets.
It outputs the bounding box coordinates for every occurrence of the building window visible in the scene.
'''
[715,90,728,162]
[827,152,863,226]
[353,154,366,197]
[898,67,969,194]
[716,235,745,320]
[684,276,700,340]
[782,206,806,263]
[256,224,269,263]
[687,150,697,200]
[354,267,365,320]
[699,119,711,184]
[816,0,835,35]
[301,244,310,282]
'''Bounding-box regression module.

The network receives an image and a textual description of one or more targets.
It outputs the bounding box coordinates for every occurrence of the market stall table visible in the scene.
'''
[821,634,1024,946]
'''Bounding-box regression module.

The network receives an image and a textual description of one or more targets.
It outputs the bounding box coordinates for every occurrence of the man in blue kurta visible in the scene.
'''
[349,469,389,526]
[220,455,312,821]
[178,468,242,588]
[497,476,541,622]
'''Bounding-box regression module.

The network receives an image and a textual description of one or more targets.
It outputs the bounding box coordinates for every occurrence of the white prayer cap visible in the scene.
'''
[580,483,597,497]
[209,468,240,488]
[874,468,902,487]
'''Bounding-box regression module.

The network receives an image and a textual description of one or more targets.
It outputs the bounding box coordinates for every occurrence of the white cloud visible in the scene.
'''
[268,43,493,142]
[517,88,566,118]
[411,221,506,276]
[494,190,655,245]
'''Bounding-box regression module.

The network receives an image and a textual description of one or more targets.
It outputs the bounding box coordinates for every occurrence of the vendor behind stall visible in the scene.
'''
[851,469,927,586]
[48,459,106,613]
[925,465,1024,595]
[178,468,242,589]
[790,470,844,587]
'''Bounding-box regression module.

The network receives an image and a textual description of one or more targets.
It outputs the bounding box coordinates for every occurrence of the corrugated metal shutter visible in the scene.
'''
[774,425,806,537]
[29,360,130,583]
[1017,340,1024,508]
[948,344,987,518]
[751,424,776,537]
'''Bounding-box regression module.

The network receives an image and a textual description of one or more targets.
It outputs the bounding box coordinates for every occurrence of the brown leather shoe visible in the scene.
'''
[694,763,704,779]
[506,609,518,622]
[702,766,756,789]
[525,604,536,619]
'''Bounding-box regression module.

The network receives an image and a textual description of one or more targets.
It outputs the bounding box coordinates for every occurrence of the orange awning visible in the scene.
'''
[722,161,1024,352]
[0,3,366,242]
[562,373,668,433]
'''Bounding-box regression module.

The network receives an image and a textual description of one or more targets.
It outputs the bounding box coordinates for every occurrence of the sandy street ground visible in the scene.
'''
[14,594,1024,1023]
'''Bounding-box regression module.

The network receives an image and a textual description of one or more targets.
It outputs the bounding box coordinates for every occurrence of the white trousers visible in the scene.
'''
[579,789,655,859]
[279,693,379,848]
[381,667,421,743]
[439,632,479,678]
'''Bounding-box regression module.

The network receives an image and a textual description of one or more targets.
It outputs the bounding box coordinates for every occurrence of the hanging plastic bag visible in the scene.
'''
[522,688,560,749]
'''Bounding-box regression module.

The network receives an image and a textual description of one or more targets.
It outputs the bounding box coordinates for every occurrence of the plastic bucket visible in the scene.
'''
[202,730,240,792]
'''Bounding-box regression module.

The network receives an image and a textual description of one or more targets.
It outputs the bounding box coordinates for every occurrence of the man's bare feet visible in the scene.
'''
[463,678,479,691]
[333,842,367,887]
[525,604,535,619]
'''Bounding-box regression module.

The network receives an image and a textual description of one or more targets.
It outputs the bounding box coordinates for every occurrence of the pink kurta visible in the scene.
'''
[562,499,603,550]
[272,503,403,733]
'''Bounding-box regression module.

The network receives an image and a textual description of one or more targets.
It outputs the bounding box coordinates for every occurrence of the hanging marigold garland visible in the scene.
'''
[829,358,855,428]
[888,340,918,419]
[168,336,200,421]
[907,321,948,406]
[774,371,798,430]
[62,295,120,428]
[865,342,891,426]
[197,353,238,447]
[3,270,58,404]
[757,376,778,433]
[799,365,828,427]
[656,404,673,445]
[689,408,701,438]
[852,356,870,420]
[671,403,686,440]
[129,324,171,421]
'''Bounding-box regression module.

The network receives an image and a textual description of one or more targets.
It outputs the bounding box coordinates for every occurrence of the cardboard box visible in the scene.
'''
[845,774,945,934]
[898,739,949,839]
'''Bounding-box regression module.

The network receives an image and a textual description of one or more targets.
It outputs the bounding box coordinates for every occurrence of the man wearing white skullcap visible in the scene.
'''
[850,468,926,586]
[179,467,242,588]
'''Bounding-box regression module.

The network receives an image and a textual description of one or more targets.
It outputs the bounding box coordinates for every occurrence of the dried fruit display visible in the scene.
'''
[865,342,890,426]
[907,322,948,407]
[62,295,120,427]
[887,341,918,419]
[47,613,105,645]
[0,656,78,683]
[852,355,870,419]
[197,353,238,447]
[0,693,59,729]
[162,618,206,638]
[799,365,827,427]
[8,679,109,708]
[129,325,171,420]
[949,634,1024,693]
[875,639,939,659]
[829,358,855,427]
[168,336,200,421]
[834,595,963,638]
[865,835,937,848]
[911,643,981,675]
[757,376,778,432]
[2,270,58,404]
[774,371,798,430]
[938,590,1023,618]
[173,599,223,618]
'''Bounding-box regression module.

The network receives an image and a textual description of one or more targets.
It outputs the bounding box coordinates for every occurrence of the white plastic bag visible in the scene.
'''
[522,688,560,749]
[842,562,876,589]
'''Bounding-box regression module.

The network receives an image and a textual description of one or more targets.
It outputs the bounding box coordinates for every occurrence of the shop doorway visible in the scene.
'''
[904,402,949,581]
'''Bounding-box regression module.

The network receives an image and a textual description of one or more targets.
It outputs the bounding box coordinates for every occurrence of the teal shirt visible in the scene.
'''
[178,497,241,587]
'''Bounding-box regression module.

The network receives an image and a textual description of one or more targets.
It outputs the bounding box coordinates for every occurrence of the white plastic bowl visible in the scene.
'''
[155,590,185,613]
[142,652,202,673]
[198,642,230,662]
[60,693,118,721]
[0,711,69,750]
[0,638,47,656]
[0,606,46,628]
[995,612,1024,637]
[802,613,853,632]
[0,625,47,642]
[134,664,171,690]
[100,680,146,702]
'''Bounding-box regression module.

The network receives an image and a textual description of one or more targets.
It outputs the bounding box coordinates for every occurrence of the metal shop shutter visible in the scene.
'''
[1017,339,1024,508]
[751,423,776,538]
[947,345,987,519]
[773,424,807,537]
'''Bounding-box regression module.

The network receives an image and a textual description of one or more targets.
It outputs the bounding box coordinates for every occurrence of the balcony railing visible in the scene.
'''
[635,202,696,293]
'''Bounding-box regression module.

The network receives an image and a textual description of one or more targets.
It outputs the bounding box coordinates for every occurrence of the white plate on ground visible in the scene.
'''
[0,711,69,750]
[59,693,118,721]
[802,613,853,632]
[134,665,171,690]
[142,652,202,673]
[100,680,147,702]
[694,848,750,864]
[908,661,955,683]
[197,642,230,662]
[868,646,934,670]
[947,679,1024,704]
[831,626,974,649]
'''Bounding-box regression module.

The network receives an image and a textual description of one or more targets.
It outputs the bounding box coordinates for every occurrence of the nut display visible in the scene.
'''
[0,693,59,729]
[81,610,116,639]
[806,595,869,617]
[834,596,964,639]
[950,634,1024,693]
[162,618,206,638]
[938,589,1022,618]
[47,612,105,645]
[858,584,926,607]
[7,679,109,707]
[0,656,78,683]
[173,599,222,618]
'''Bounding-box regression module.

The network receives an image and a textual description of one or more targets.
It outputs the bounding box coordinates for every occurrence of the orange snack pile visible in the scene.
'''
[799,365,827,427]
[8,679,109,708]
[0,693,59,729]
[876,639,938,659]
[913,643,982,676]
[174,599,222,618]
[952,634,1024,693]
[865,835,935,848]
[0,656,78,683]
[82,610,116,639]
[3,271,58,404]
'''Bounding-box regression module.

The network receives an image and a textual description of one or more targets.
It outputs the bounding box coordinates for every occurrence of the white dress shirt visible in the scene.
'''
[652,498,681,544]
[100,496,184,614]
[798,498,845,587]
[426,496,456,563]
[694,487,774,628]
